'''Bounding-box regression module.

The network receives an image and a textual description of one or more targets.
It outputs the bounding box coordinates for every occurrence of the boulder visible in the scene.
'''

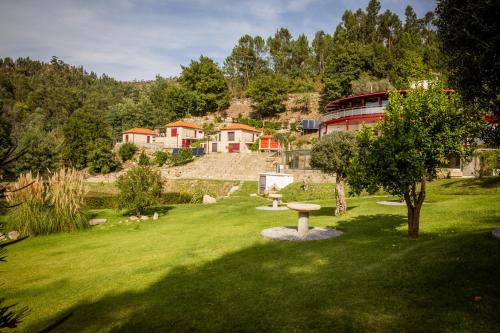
[89,219,107,226]
[8,231,19,240]
[129,216,139,221]
[228,185,240,195]
[153,212,159,220]
[0,233,6,241]
[140,215,149,220]
[203,194,216,204]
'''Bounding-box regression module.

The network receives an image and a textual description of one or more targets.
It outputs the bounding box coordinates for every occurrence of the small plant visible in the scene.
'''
[119,142,138,162]
[154,151,170,167]
[171,148,193,166]
[250,140,260,152]
[138,150,150,166]
[116,166,163,215]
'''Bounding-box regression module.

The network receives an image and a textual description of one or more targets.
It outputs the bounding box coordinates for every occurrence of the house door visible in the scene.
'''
[182,139,190,148]
[125,134,129,142]
[228,143,240,153]
[146,136,150,144]
[212,142,217,152]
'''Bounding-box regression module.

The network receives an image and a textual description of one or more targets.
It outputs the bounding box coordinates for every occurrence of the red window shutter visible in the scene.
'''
[125,134,129,142]
[171,128,178,137]
[147,136,150,143]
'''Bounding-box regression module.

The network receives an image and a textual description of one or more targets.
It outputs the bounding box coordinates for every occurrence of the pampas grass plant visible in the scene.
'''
[6,168,88,236]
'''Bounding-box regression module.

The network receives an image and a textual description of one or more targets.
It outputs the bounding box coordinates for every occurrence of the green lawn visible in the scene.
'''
[3,178,500,332]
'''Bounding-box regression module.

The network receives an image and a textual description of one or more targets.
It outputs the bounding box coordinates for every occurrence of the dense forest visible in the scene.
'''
[0,0,494,176]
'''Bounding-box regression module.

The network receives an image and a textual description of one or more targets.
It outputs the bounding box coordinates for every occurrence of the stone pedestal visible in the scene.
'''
[287,202,321,236]
[298,211,309,235]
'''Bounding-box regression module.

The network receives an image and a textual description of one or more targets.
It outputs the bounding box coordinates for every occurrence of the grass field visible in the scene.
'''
[3,178,500,332]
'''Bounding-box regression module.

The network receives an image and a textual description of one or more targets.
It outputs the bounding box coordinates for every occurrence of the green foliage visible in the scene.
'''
[349,88,481,196]
[153,150,170,167]
[116,166,163,215]
[160,192,193,205]
[311,132,358,176]
[474,150,500,178]
[247,74,289,117]
[171,149,193,166]
[436,0,499,145]
[87,140,119,175]
[180,56,230,114]
[250,140,260,152]
[138,150,150,166]
[119,142,137,162]
[63,109,112,169]
[84,195,117,209]
[351,73,393,94]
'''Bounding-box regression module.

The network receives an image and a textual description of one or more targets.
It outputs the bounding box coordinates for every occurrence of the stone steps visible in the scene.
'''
[161,153,280,180]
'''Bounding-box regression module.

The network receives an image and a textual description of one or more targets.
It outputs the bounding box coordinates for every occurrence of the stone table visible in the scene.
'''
[269,193,283,209]
[286,202,321,235]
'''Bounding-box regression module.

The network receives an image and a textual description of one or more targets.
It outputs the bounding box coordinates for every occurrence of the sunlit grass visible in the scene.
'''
[3,178,500,332]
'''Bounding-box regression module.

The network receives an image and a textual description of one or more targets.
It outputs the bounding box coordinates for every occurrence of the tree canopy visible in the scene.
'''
[349,87,481,238]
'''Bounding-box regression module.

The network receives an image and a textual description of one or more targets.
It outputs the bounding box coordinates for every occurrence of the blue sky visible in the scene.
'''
[0,0,436,81]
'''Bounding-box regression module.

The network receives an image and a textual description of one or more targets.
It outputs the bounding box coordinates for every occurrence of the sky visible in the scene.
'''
[0,0,436,81]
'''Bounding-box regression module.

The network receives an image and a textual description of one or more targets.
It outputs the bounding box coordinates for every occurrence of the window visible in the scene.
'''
[227,132,235,141]
[171,128,178,137]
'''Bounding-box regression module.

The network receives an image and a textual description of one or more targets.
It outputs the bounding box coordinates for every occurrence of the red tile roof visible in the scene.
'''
[123,128,156,135]
[221,123,261,132]
[163,121,202,130]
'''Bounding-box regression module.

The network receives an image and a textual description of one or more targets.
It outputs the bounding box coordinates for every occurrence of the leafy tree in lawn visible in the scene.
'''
[117,166,163,215]
[436,0,500,146]
[247,74,289,117]
[310,132,358,216]
[63,109,112,169]
[180,56,229,114]
[348,87,482,239]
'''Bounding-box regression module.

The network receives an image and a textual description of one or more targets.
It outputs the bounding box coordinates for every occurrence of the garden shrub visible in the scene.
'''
[116,166,163,215]
[84,195,118,209]
[138,150,150,166]
[475,150,500,177]
[7,169,88,236]
[160,192,193,204]
[171,148,193,166]
[154,150,170,167]
[119,142,137,162]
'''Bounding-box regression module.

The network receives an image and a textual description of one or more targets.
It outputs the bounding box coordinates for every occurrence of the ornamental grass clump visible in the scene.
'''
[6,168,88,236]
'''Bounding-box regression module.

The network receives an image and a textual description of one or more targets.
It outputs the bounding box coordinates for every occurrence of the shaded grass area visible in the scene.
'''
[2,179,500,332]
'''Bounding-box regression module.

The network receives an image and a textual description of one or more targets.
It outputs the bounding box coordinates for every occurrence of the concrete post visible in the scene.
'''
[298,211,309,235]
[272,198,279,208]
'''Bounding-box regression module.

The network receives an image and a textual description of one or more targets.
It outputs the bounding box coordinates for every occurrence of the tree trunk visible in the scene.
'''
[403,177,426,239]
[335,175,347,216]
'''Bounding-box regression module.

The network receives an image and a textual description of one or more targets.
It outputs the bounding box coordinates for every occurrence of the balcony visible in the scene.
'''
[320,106,386,123]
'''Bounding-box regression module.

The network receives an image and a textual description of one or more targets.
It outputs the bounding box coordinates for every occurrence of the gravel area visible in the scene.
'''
[256,206,289,211]
[261,226,343,241]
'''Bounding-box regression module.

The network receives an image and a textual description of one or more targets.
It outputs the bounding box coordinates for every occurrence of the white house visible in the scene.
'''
[207,123,261,153]
[122,128,157,145]
[155,121,204,149]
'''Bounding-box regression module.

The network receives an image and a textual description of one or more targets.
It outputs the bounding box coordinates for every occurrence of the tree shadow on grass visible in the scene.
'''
[311,205,358,217]
[26,215,500,333]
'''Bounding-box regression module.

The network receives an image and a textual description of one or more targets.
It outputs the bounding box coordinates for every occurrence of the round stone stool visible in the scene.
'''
[269,193,283,209]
